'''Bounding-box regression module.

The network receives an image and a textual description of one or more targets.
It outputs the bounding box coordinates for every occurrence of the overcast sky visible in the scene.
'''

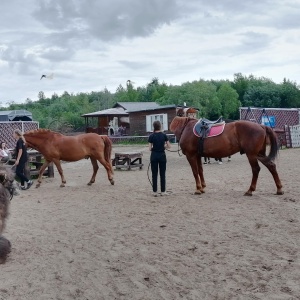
[1,0,300,105]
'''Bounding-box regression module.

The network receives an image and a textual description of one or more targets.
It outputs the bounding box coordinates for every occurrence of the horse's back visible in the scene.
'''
[55,133,109,161]
[234,120,266,137]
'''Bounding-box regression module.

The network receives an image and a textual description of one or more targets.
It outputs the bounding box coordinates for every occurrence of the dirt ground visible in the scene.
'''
[0,145,299,300]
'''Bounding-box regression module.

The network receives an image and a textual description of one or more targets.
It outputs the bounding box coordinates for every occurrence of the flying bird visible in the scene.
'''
[126,80,135,85]
[40,73,54,80]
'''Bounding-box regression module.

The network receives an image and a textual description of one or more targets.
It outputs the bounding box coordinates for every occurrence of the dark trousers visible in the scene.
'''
[16,161,29,186]
[204,157,210,163]
[150,152,167,193]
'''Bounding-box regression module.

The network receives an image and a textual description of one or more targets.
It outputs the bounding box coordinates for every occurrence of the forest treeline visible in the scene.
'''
[1,73,300,130]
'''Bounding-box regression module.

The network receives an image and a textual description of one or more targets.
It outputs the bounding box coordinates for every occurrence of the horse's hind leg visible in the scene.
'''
[88,157,99,185]
[258,157,284,195]
[245,155,261,196]
[96,156,114,185]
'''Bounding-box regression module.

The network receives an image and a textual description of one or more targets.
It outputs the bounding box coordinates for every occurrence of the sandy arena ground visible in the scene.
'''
[0,145,299,300]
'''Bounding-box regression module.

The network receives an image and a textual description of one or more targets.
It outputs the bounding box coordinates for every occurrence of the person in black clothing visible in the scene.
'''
[148,120,171,197]
[13,129,33,190]
[203,157,211,164]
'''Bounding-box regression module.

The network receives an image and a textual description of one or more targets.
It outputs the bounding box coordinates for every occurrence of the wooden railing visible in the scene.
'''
[6,150,54,179]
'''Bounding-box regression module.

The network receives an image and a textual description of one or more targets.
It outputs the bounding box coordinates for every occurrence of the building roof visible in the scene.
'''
[114,102,176,112]
[240,107,300,111]
[81,107,128,117]
[82,102,176,117]
[0,109,33,121]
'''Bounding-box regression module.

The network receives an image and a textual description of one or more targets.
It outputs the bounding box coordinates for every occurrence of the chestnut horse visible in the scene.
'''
[24,129,114,188]
[170,117,283,196]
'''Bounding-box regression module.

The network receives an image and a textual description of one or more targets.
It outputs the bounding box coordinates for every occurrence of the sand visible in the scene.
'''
[0,145,299,300]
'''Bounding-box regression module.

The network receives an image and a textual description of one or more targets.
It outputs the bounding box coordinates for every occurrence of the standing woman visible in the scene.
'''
[13,129,33,190]
[148,120,171,196]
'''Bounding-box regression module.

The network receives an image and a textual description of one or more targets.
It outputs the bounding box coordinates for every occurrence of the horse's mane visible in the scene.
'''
[25,129,61,136]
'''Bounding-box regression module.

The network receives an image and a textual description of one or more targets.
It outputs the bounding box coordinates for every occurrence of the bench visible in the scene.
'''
[114,152,143,170]
[7,150,54,178]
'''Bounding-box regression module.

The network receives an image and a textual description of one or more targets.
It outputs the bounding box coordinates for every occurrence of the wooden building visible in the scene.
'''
[82,102,179,136]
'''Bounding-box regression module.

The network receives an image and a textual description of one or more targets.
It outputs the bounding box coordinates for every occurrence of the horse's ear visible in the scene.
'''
[170,116,186,132]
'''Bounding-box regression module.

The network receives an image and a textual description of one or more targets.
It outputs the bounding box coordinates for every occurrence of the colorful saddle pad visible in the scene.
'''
[193,120,225,138]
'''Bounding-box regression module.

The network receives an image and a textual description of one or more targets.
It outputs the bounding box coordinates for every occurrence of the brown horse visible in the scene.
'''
[170,117,283,196]
[24,129,114,188]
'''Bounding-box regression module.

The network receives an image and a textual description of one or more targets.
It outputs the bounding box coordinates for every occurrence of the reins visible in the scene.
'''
[147,162,153,187]
[165,117,190,156]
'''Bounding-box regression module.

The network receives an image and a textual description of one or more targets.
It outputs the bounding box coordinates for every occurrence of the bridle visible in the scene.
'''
[165,117,190,156]
[177,117,190,143]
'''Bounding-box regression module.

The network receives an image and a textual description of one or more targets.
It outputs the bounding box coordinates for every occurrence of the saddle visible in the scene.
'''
[193,117,225,138]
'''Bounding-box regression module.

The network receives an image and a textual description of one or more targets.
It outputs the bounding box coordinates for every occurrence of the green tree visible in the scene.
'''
[244,83,281,108]
[217,83,240,119]
[279,79,300,108]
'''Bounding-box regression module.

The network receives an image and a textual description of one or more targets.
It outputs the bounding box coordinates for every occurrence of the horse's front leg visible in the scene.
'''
[245,156,260,196]
[87,157,99,185]
[52,159,66,187]
[35,160,50,188]
[186,154,203,194]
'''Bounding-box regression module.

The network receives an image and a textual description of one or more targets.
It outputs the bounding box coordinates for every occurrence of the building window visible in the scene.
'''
[146,114,168,132]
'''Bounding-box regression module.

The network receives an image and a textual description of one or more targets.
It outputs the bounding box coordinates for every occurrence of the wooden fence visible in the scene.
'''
[285,125,300,148]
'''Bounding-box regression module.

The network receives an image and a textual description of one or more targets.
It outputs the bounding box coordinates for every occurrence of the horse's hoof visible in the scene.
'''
[110,179,115,185]
[35,184,40,188]
[276,190,284,195]
[87,182,92,186]
[244,192,253,196]
[194,190,202,195]
[60,184,65,188]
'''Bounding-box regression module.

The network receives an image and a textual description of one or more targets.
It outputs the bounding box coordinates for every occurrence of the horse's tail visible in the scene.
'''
[102,136,113,165]
[265,126,279,161]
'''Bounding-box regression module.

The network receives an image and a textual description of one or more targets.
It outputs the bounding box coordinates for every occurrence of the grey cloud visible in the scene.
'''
[270,11,300,30]
[217,31,272,60]
[0,46,38,67]
[177,0,299,36]
[237,31,271,52]
[33,0,183,41]
[118,60,153,69]
[40,47,75,61]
